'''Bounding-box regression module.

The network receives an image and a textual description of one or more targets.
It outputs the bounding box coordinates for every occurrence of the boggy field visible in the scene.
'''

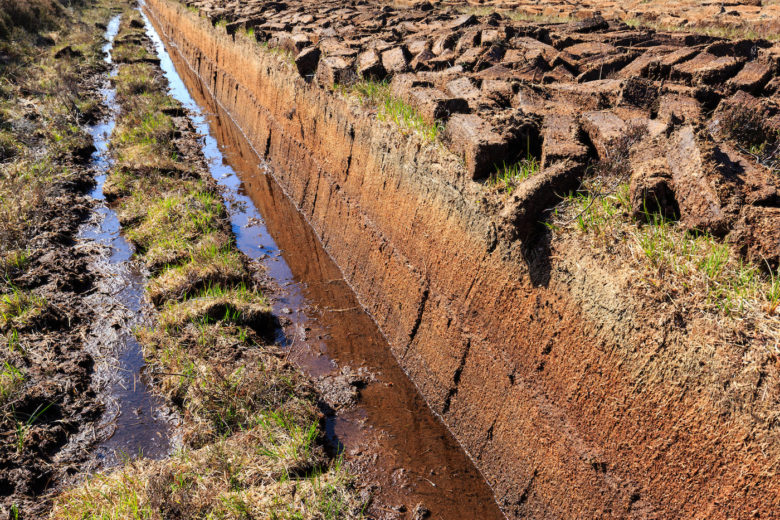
[0,0,779,518]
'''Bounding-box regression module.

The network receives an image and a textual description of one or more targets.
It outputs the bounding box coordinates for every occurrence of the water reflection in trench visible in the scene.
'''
[140,5,504,518]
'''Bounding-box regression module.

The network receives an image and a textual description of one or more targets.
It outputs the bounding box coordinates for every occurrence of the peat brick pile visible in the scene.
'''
[452,0,780,36]
[185,0,780,266]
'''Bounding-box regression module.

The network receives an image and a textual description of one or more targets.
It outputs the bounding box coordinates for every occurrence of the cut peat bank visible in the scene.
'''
[142,0,780,518]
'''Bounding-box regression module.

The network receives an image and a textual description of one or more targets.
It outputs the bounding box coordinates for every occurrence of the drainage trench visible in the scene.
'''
[138,5,505,518]
[77,13,171,466]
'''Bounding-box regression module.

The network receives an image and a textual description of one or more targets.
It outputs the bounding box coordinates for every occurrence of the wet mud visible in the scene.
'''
[139,4,505,518]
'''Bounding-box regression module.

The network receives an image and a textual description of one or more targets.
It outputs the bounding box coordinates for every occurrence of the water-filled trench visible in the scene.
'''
[86,4,506,516]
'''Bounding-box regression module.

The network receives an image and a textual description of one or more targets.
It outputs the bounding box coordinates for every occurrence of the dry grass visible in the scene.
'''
[53,438,362,520]
[0,0,107,257]
[624,17,779,42]
[0,0,64,38]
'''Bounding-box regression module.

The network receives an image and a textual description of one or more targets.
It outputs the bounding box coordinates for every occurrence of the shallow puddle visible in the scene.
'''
[139,3,505,517]
[77,13,171,465]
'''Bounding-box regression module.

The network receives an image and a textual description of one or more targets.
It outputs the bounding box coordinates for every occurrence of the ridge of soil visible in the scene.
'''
[143,0,780,518]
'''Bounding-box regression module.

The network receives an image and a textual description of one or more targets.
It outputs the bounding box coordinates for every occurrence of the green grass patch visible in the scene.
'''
[0,287,46,331]
[0,361,24,405]
[338,79,443,142]
[125,189,225,253]
[488,156,540,194]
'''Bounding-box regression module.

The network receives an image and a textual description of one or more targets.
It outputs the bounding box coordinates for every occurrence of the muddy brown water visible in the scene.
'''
[77,13,171,465]
[139,4,505,518]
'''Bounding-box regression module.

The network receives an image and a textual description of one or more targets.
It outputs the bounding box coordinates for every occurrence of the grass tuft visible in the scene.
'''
[0,287,47,332]
[556,179,780,320]
[337,79,443,142]
[488,156,540,194]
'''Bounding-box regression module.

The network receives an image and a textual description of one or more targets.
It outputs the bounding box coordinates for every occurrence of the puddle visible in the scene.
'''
[139,4,505,518]
[76,12,171,466]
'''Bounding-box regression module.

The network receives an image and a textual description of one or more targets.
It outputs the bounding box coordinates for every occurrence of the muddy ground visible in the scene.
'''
[0,1,127,514]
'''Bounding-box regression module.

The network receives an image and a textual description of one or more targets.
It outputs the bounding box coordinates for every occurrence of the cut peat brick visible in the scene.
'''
[628,137,678,220]
[401,87,469,125]
[671,52,745,85]
[295,46,321,77]
[727,206,780,270]
[357,49,386,79]
[271,32,310,55]
[499,160,585,241]
[656,93,702,124]
[381,46,410,75]
[540,114,588,168]
[444,114,509,180]
[726,60,773,94]
[445,76,481,104]
[580,110,627,159]
[666,125,729,234]
[315,56,356,86]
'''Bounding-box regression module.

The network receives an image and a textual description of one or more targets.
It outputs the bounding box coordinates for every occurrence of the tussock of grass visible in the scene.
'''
[260,41,296,64]
[136,317,311,440]
[0,361,25,405]
[338,79,443,142]
[112,41,157,64]
[157,283,271,330]
[124,189,226,253]
[555,179,780,322]
[53,438,361,520]
[143,230,231,272]
[0,0,63,37]
[0,129,21,161]
[0,287,47,332]
[487,156,540,195]
[147,246,248,305]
